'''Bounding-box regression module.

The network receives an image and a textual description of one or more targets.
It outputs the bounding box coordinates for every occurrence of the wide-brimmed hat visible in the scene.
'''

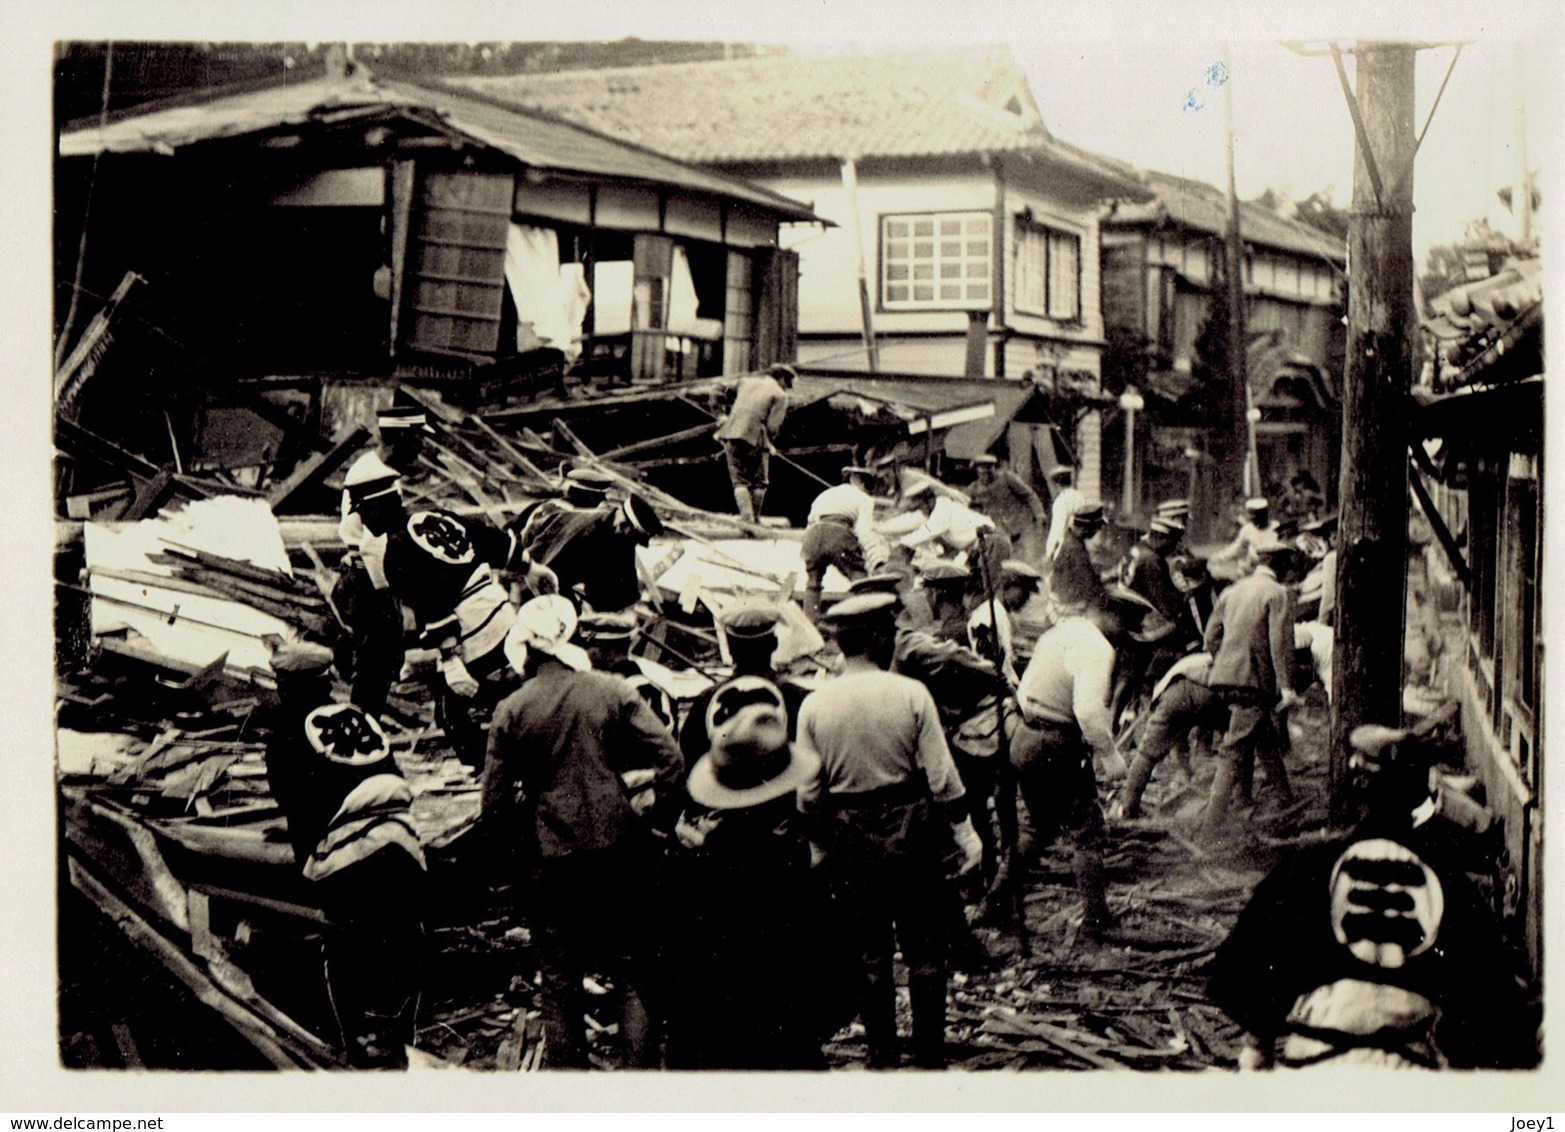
[686,676,820,809]
[504,594,592,674]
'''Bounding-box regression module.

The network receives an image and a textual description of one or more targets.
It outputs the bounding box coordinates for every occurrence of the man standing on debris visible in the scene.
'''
[1197,542,1302,841]
[966,453,1047,564]
[714,363,794,521]
[1009,596,1124,939]
[483,596,685,1069]
[521,493,665,613]
[800,465,889,620]
[797,593,983,1069]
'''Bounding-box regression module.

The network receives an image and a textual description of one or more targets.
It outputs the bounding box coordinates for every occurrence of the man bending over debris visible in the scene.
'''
[800,465,889,620]
[714,363,794,521]
[347,467,547,768]
[797,593,983,1069]
[1008,596,1125,940]
[521,493,664,614]
[482,596,685,1069]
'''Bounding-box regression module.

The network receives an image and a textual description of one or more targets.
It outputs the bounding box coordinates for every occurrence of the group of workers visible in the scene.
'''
[257,385,1528,1073]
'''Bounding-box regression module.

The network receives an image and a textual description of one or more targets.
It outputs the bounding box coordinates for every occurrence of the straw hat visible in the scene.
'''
[686,677,820,809]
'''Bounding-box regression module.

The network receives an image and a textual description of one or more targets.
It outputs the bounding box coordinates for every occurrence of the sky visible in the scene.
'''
[34,0,1559,265]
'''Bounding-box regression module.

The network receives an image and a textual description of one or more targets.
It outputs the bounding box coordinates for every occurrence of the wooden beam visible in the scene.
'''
[55,271,143,411]
[266,426,371,512]
[68,857,330,1069]
[599,421,717,460]
[1407,455,1470,588]
[56,416,165,483]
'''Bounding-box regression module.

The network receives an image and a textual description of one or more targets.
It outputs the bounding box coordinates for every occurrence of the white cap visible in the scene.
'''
[504,594,592,675]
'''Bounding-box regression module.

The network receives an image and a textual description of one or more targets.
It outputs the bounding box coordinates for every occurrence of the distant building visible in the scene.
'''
[458,46,1152,500]
[1097,171,1346,535]
[53,60,817,501]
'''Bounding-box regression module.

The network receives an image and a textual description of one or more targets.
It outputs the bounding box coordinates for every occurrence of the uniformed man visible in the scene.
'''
[1048,501,1109,615]
[1043,464,1084,563]
[966,454,1047,563]
[797,593,983,1069]
[1209,497,1279,579]
[521,493,665,613]
[1121,516,1186,625]
[347,471,536,768]
[679,600,810,765]
[714,364,794,521]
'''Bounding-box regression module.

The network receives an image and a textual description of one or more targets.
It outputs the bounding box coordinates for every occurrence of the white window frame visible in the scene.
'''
[1014,215,1082,323]
[880,211,993,311]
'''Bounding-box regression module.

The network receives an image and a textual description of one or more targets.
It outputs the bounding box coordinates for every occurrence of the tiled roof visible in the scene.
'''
[1107,169,1345,263]
[457,47,1091,166]
[58,69,821,222]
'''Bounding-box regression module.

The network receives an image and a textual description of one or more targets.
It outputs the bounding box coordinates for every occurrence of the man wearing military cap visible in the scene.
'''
[1197,540,1304,840]
[1210,497,1279,579]
[679,600,811,765]
[798,593,982,1068]
[966,453,1047,563]
[1048,500,1110,614]
[521,492,665,613]
[1120,515,1185,626]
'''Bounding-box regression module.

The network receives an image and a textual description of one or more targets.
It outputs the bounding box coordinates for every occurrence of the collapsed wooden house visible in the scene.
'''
[54,54,822,517]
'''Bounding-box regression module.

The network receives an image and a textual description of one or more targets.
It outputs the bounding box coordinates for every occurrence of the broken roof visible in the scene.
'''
[57,68,822,223]
[453,46,1147,196]
[1106,169,1346,263]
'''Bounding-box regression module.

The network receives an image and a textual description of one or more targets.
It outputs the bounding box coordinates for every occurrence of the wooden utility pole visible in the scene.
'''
[1327,42,1418,823]
[1218,45,1249,526]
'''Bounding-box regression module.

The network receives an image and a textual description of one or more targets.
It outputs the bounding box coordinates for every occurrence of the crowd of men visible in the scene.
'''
[258,390,1531,1072]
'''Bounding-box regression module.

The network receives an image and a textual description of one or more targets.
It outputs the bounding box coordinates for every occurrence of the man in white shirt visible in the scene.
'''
[801,465,888,619]
[1009,602,1126,938]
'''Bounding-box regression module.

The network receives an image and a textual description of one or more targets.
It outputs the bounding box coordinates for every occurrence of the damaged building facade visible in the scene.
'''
[461,46,1153,501]
[1097,172,1347,532]
[54,56,820,514]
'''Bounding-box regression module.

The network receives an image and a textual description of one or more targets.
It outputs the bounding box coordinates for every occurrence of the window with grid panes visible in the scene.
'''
[1014,220,1083,322]
[881,212,992,310]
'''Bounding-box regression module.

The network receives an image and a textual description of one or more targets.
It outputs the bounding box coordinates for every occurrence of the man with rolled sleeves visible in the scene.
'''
[1010,596,1123,938]
[801,465,888,620]
[1197,541,1302,841]
[797,593,982,1069]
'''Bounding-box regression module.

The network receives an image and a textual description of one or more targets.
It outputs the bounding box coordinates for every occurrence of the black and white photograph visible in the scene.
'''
[16,0,1562,1108]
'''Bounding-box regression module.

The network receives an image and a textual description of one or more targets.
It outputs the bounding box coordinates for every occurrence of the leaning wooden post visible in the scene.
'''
[1328,42,1418,824]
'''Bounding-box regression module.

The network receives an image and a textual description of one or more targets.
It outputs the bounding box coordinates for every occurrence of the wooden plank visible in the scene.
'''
[266,427,372,512]
[68,857,329,1069]
[56,271,144,410]
[120,466,180,522]
[56,416,166,483]
[599,421,717,461]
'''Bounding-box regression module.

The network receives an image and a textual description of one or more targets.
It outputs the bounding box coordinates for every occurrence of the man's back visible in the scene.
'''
[1205,569,1292,694]
[797,668,961,803]
[715,375,787,445]
[485,664,682,858]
